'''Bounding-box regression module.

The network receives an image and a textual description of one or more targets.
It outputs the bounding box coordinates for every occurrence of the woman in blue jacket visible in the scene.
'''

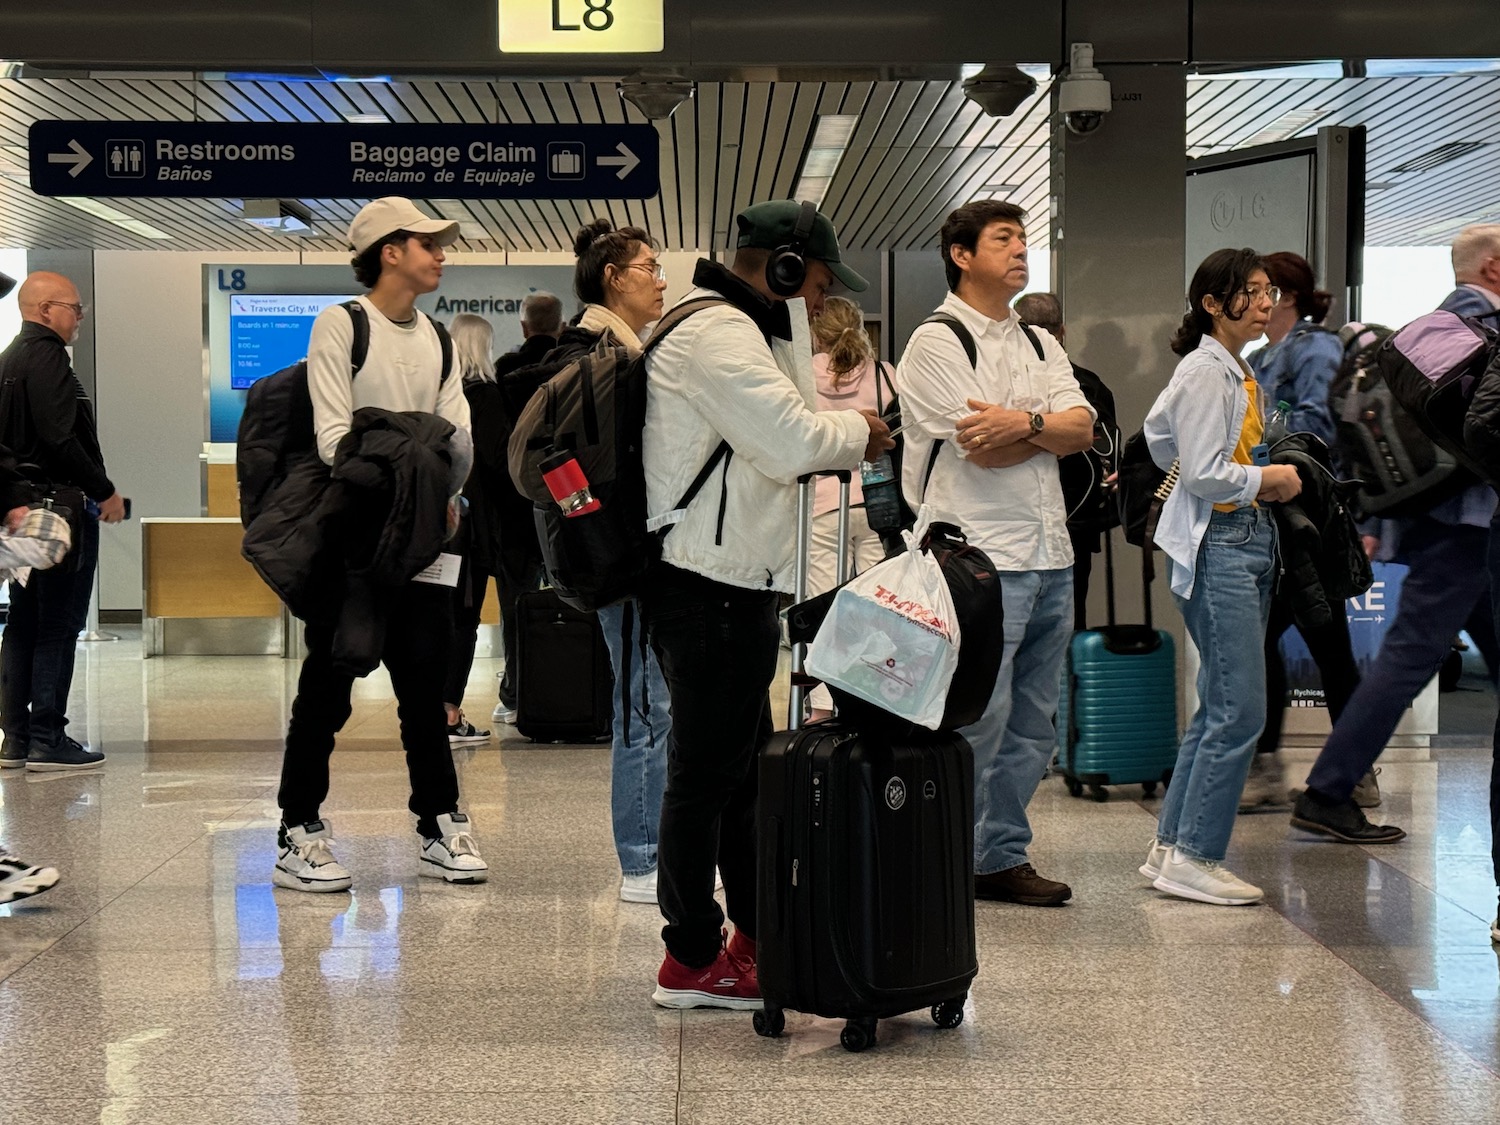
[1140,248,1302,906]
[1241,251,1370,811]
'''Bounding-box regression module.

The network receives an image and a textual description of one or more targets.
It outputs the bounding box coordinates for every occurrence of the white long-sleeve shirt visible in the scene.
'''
[306,295,470,467]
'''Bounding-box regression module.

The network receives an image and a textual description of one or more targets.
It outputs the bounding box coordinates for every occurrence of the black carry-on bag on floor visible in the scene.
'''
[753,474,978,1053]
[513,587,614,743]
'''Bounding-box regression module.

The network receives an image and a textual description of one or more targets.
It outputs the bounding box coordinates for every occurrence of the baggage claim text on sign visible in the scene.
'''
[28,122,660,200]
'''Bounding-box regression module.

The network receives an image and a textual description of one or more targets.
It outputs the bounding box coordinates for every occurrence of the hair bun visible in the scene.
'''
[572,218,615,258]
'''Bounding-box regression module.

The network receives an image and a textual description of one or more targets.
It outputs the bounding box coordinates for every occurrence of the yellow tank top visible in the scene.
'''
[1213,376,1263,513]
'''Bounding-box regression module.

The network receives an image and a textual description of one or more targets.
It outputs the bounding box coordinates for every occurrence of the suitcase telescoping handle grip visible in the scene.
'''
[790,471,853,730]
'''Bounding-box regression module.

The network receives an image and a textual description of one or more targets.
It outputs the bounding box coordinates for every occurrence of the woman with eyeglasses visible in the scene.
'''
[1239,251,1373,811]
[558,218,673,904]
[1139,248,1302,906]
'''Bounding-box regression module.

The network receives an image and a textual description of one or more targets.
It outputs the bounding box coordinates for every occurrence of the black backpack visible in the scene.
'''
[1327,321,1474,519]
[1058,364,1121,535]
[234,301,452,528]
[506,298,730,612]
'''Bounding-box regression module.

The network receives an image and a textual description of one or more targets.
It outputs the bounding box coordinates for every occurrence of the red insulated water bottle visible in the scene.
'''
[539,448,602,516]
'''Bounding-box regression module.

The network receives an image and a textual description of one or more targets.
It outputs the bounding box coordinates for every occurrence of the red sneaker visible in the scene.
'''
[725,928,756,972]
[653,933,761,1010]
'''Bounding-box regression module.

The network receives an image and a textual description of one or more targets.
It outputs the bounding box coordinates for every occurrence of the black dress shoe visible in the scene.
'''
[975,863,1072,905]
[1290,790,1405,844]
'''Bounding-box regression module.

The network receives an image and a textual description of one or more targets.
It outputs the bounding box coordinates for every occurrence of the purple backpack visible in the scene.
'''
[1380,309,1500,486]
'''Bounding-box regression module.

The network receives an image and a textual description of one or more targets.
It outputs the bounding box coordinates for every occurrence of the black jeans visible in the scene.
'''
[1488,510,1500,897]
[1259,593,1361,755]
[641,563,779,968]
[493,530,544,710]
[1,516,99,747]
[278,581,460,839]
[1307,517,1491,799]
[1068,526,1099,631]
[444,551,492,708]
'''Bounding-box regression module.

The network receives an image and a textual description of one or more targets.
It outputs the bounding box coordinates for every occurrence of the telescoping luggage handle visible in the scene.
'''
[1099,520,1165,656]
[789,470,852,731]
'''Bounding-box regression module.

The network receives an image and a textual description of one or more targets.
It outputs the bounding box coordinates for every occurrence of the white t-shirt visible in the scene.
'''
[306,295,470,466]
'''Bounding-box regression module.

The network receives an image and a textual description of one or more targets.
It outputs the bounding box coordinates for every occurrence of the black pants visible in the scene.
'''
[1069,526,1099,632]
[278,582,460,839]
[1487,510,1500,897]
[444,552,492,707]
[641,564,779,968]
[1259,594,1361,755]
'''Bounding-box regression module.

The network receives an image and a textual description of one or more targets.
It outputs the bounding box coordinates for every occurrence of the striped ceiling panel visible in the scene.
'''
[0,75,1054,254]
[1,71,1495,253]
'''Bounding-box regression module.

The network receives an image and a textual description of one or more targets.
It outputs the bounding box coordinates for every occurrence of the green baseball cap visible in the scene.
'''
[735,200,868,293]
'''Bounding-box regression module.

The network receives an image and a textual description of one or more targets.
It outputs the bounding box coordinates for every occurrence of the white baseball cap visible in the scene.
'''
[348,197,460,254]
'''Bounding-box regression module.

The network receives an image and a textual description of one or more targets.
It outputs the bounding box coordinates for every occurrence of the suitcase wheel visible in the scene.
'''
[1142,780,1159,798]
[752,1006,785,1039]
[840,1018,878,1053]
[1089,784,1108,803]
[931,997,966,1030]
[1066,778,1084,798]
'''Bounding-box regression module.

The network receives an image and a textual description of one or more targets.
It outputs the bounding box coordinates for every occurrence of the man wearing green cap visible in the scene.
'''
[640,199,893,1010]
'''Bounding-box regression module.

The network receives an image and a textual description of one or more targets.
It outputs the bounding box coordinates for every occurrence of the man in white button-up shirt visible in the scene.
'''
[898,200,1095,907]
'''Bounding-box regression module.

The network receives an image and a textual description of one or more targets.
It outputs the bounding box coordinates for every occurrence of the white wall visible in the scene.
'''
[94,250,298,610]
[1361,246,1455,328]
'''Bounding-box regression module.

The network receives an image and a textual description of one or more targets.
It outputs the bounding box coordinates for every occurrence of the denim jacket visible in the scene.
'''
[1144,335,1264,598]
[1247,321,1342,446]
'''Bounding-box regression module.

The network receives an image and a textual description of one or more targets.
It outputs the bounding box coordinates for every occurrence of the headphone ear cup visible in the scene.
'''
[766,248,806,298]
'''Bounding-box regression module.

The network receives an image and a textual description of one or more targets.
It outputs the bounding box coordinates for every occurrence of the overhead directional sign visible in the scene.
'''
[28,121,659,200]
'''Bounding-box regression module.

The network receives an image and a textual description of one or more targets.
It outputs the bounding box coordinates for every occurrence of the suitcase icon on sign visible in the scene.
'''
[548,143,585,179]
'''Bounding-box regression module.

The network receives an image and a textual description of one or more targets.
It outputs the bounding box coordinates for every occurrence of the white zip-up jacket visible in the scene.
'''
[643,262,870,592]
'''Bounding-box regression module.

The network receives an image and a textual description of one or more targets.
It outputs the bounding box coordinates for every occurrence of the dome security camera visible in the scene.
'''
[1059,43,1111,136]
[961,64,1038,119]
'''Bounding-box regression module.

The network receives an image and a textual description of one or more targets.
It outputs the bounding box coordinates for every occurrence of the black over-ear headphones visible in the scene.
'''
[765,200,819,298]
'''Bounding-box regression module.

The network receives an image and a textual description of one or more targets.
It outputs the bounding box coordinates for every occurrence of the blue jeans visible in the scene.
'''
[961,566,1074,876]
[1158,507,1275,863]
[1,516,99,748]
[598,599,670,878]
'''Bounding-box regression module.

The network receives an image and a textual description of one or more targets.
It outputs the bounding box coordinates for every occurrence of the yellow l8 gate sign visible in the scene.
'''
[499,0,664,52]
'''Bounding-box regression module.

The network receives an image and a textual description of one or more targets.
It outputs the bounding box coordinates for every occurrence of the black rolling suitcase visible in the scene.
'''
[513,588,613,743]
[752,475,978,1053]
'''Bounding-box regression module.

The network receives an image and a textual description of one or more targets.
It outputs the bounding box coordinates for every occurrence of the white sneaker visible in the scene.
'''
[1153,848,1262,906]
[492,703,519,724]
[272,820,352,893]
[621,869,658,903]
[420,812,489,884]
[1138,839,1171,881]
[0,854,60,904]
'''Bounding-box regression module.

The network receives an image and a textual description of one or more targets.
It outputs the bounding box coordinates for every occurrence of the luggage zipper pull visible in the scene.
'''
[791,858,799,887]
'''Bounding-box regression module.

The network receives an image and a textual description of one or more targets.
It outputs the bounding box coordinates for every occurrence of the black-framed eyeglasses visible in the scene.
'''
[42,300,87,317]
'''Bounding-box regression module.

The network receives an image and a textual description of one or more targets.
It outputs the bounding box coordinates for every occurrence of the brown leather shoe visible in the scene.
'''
[975,862,1072,906]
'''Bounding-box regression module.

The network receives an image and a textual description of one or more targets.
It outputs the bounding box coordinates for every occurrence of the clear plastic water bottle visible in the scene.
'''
[859,453,903,532]
[1265,399,1292,447]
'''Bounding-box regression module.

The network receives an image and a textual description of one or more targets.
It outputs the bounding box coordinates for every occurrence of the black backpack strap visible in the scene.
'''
[430,316,454,384]
[921,314,977,369]
[341,300,370,375]
[1018,320,1046,361]
[875,361,897,414]
[643,297,731,356]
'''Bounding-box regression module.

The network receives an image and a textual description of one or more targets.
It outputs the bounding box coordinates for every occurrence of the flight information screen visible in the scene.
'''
[228,294,355,389]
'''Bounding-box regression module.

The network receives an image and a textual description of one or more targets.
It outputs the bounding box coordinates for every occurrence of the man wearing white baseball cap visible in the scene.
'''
[272,196,489,894]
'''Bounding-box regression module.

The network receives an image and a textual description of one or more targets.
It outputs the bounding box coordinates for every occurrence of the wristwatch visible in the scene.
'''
[1028,411,1045,435]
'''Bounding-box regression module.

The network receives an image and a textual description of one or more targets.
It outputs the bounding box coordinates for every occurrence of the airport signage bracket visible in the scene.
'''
[29,121,660,200]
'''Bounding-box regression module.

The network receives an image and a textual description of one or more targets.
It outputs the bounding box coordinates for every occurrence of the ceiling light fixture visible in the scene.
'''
[962,64,1038,118]
[792,114,859,208]
[618,70,694,120]
[52,196,171,240]
[343,112,390,124]
[240,198,314,234]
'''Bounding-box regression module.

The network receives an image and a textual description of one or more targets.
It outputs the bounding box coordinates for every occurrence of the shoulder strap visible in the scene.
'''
[921,313,977,369]
[341,300,370,375]
[875,360,896,413]
[1018,320,1046,361]
[427,315,454,384]
[643,297,731,356]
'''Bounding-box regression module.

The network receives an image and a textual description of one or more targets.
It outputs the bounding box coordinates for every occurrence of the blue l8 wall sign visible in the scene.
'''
[29,121,659,200]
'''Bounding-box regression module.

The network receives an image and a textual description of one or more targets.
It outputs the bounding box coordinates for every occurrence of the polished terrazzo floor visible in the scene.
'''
[1,629,1497,1124]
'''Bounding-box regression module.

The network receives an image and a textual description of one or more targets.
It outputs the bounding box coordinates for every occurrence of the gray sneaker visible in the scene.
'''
[1352,768,1382,809]
[26,736,105,772]
[1238,753,1288,812]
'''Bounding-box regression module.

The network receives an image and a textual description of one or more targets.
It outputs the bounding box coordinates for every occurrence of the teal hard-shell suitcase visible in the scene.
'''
[1056,533,1178,801]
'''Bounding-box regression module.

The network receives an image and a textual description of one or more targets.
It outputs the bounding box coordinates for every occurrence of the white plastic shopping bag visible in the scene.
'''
[805,527,961,729]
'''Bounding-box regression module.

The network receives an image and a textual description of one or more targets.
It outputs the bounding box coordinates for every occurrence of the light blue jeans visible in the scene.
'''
[960,567,1074,876]
[598,599,671,877]
[1158,506,1276,862]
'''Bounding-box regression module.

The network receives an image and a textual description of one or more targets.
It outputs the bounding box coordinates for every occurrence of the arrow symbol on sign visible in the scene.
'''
[47,139,93,178]
[597,143,640,180]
